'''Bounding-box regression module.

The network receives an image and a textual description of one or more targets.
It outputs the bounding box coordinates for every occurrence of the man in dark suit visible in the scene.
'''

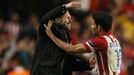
[31,2,92,75]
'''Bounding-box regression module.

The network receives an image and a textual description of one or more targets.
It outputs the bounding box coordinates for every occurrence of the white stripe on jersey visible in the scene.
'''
[84,34,121,75]
[85,41,99,75]
[103,35,122,75]
[99,52,106,75]
[86,42,95,52]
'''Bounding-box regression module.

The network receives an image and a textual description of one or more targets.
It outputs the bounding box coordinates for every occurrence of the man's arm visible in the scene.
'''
[40,5,66,24]
[47,31,88,53]
[45,21,94,71]
[39,2,80,36]
[41,1,81,24]
[70,56,93,71]
[45,20,91,53]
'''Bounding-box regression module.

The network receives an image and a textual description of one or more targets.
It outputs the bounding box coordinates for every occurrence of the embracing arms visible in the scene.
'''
[45,20,95,71]
[44,20,91,53]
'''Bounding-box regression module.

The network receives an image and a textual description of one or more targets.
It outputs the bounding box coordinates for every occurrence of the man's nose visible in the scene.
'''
[69,19,72,23]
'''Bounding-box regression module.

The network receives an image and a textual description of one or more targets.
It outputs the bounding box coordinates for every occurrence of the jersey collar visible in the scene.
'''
[105,32,112,35]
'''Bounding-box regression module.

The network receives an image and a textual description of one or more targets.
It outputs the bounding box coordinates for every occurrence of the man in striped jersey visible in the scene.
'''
[45,11,122,75]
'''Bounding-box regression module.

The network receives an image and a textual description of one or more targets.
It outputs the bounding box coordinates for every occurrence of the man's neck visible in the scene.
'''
[98,30,105,36]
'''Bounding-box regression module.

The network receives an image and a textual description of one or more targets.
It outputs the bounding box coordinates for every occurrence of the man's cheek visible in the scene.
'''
[69,24,71,30]
[66,24,71,30]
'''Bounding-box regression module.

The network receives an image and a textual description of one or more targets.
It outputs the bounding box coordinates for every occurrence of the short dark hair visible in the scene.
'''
[92,11,113,32]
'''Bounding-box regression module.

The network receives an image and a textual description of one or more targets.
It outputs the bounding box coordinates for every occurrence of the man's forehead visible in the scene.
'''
[88,16,95,24]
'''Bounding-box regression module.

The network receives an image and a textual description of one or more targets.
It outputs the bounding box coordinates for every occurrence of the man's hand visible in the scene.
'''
[44,21,88,53]
[44,20,54,38]
[65,1,81,9]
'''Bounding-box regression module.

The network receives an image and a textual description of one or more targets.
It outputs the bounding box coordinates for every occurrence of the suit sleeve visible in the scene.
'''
[70,55,93,71]
[40,5,66,25]
[39,5,67,36]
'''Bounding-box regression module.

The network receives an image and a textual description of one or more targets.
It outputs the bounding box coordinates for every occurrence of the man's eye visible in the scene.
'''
[91,25,96,28]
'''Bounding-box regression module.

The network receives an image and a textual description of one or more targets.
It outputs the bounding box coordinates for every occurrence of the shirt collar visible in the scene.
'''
[105,32,112,35]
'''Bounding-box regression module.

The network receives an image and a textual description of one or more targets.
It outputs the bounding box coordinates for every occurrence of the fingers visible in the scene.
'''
[45,26,50,34]
[47,20,53,29]
[72,1,81,6]
[73,2,81,8]
[45,26,53,37]
[44,20,53,30]
[44,20,53,34]
[66,1,81,9]
[44,24,47,29]
[45,29,48,34]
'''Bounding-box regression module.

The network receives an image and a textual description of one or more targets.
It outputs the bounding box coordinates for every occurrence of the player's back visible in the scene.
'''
[83,32,122,75]
[103,35,122,75]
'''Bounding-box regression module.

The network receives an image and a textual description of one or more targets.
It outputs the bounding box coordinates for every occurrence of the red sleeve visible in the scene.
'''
[69,31,77,45]
[83,37,107,52]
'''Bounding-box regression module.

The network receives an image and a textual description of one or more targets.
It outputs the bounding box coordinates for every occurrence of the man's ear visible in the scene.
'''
[97,25,100,31]
[54,18,61,24]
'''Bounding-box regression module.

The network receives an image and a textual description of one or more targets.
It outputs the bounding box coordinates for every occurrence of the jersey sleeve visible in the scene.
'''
[83,37,107,52]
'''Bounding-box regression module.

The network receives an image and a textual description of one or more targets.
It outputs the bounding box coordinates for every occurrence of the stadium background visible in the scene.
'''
[0,0,134,75]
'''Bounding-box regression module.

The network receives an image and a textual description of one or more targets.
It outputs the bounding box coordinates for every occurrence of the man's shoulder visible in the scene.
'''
[90,36,107,44]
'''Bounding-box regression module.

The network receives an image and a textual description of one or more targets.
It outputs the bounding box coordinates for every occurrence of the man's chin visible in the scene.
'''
[66,24,71,30]
[67,27,71,30]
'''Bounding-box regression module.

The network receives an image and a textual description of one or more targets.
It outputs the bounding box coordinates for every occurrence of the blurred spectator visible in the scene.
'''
[0,18,4,29]
[7,52,30,75]
[16,29,37,68]
[0,29,10,75]
[0,11,21,75]
[20,14,39,41]
[28,14,39,32]
[4,11,20,41]
[2,11,20,65]
[69,9,90,44]
[7,66,29,75]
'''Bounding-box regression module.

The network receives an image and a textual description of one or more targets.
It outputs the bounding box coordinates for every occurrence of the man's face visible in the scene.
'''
[60,11,72,30]
[87,16,99,36]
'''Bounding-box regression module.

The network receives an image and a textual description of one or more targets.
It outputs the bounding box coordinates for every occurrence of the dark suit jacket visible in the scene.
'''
[30,5,92,75]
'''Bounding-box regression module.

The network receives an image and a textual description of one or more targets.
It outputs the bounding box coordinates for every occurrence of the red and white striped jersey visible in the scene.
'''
[83,32,122,75]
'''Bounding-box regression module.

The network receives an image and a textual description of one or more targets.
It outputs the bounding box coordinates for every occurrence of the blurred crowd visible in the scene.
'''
[0,0,134,75]
[0,11,37,75]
